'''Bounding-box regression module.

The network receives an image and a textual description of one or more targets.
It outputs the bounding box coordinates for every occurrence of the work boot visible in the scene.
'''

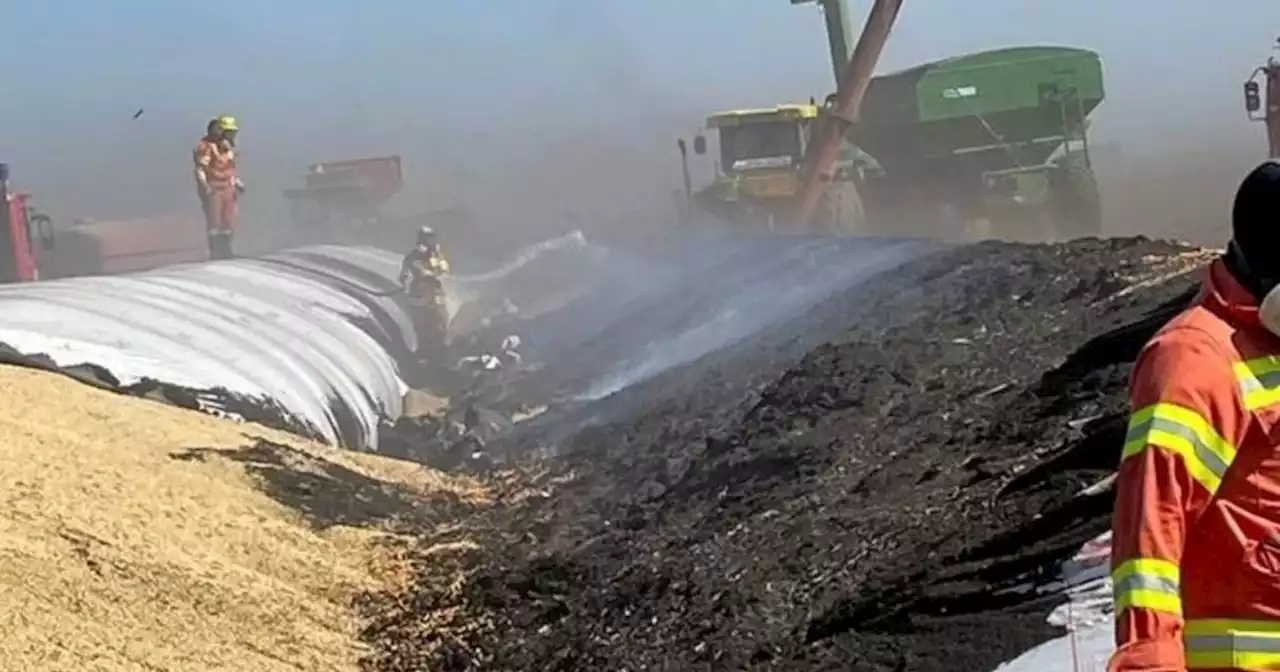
[208,230,235,260]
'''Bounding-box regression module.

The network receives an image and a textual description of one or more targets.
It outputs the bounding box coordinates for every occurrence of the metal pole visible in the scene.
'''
[1076,92,1093,169]
[1267,61,1280,157]
[677,139,694,220]
[820,0,852,83]
[1066,601,1081,672]
[792,0,903,229]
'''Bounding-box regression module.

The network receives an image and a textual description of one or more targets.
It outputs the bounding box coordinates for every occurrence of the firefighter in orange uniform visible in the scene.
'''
[1110,160,1280,671]
[193,115,243,260]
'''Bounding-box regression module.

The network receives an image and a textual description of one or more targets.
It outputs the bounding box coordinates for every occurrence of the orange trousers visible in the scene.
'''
[200,188,237,260]
[200,187,237,233]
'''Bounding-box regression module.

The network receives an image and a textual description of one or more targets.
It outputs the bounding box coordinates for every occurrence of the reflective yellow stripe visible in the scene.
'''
[1236,357,1280,410]
[1185,619,1280,670]
[1112,557,1181,616]
[1122,402,1238,494]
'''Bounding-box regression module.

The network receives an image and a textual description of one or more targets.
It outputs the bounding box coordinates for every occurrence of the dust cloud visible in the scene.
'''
[0,1,1274,258]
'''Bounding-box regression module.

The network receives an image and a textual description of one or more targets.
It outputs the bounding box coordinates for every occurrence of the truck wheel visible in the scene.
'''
[1067,170,1104,238]
[1050,160,1103,240]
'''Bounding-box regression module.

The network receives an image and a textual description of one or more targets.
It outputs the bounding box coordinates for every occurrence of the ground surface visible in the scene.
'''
[0,365,485,672]
[361,237,1215,671]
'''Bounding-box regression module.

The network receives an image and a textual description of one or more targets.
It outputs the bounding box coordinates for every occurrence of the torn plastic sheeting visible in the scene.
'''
[994,531,1115,671]
[0,245,413,450]
[995,611,1113,672]
[0,341,322,440]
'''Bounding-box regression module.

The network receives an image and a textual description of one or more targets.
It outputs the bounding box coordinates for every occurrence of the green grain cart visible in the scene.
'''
[852,45,1105,240]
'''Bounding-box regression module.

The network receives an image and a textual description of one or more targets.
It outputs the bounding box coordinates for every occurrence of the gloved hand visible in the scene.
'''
[399,269,415,293]
[234,177,246,194]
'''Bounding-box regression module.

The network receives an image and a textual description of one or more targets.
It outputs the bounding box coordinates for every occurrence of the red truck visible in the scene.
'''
[0,163,207,283]
[0,156,468,284]
[283,155,471,252]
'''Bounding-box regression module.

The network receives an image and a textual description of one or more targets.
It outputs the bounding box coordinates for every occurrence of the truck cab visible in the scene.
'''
[5,191,49,282]
[687,103,874,231]
[698,104,818,206]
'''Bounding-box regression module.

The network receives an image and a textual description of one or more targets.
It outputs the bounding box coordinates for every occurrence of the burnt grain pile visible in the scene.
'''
[361,238,1209,671]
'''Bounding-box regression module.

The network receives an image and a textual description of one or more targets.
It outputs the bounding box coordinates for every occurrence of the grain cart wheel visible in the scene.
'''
[1066,169,1104,238]
[1049,159,1103,240]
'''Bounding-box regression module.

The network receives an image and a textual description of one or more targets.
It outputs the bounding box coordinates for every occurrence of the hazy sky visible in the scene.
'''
[3,1,1276,239]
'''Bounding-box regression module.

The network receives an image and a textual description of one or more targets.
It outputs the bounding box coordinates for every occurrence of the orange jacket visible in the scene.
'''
[193,138,236,191]
[1111,258,1280,671]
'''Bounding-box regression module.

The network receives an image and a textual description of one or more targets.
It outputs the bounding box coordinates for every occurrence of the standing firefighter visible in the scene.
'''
[1110,160,1280,671]
[193,115,244,260]
[400,226,451,357]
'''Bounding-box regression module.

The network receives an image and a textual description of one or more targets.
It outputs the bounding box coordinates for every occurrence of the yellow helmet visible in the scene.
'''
[212,115,238,132]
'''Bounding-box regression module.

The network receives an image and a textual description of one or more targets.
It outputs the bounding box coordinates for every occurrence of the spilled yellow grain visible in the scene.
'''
[0,364,487,672]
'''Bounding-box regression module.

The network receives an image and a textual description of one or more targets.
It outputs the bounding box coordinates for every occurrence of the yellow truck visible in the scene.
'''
[683,102,869,233]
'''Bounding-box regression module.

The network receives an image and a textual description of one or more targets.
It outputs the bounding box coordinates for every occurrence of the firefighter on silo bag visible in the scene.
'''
[193,115,244,260]
[399,226,452,356]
